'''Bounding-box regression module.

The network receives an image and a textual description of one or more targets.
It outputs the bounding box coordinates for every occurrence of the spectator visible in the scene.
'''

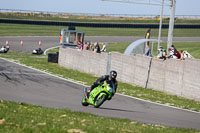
[83,41,89,50]
[168,47,181,59]
[93,42,101,53]
[145,28,151,46]
[157,46,166,60]
[180,50,193,60]
[180,50,185,60]
[168,47,176,59]
[171,44,177,52]
[101,43,107,52]
[89,43,94,51]
[59,33,62,44]
[77,41,83,51]
[145,44,152,57]
[174,50,181,59]
[171,44,180,59]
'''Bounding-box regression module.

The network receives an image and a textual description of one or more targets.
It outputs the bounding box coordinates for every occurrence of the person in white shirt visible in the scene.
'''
[101,43,106,52]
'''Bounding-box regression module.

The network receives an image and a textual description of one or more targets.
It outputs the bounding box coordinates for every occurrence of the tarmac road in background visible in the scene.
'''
[0,58,200,130]
[0,36,200,53]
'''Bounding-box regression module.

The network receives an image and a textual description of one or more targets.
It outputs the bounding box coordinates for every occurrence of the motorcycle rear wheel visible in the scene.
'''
[82,97,89,106]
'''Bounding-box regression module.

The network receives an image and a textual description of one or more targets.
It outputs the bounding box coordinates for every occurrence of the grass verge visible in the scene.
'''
[1,23,200,37]
[0,100,198,133]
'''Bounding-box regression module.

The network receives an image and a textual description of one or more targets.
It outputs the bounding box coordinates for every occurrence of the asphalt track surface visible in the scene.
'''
[0,36,200,130]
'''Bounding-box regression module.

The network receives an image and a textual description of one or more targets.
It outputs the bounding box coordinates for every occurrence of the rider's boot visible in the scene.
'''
[86,90,90,99]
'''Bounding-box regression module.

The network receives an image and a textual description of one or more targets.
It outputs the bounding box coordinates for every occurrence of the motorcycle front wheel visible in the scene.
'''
[94,94,107,108]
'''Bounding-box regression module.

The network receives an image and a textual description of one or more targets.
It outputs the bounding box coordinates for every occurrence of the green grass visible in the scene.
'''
[1,23,200,37]
[0,100,197,133]
[0,23,65,36]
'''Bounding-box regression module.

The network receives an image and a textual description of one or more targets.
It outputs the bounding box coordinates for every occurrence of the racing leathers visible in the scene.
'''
[90,75,118,95]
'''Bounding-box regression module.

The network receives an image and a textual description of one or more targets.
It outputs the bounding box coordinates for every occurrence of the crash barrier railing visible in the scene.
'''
[1,18,200,29]
[59,47,200,102]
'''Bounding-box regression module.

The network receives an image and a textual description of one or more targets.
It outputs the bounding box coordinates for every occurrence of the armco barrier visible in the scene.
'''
[59,47,200,101]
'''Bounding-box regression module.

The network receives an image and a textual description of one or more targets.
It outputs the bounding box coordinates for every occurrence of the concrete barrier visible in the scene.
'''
[59,47,200,101]
[59,48,108,77]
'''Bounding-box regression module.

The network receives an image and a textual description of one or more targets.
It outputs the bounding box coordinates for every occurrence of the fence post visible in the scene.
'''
[106,52,111,75]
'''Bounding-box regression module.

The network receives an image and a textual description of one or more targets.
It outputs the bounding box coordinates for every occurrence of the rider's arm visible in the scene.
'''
[96,75,109,85]
[113,80,118,94]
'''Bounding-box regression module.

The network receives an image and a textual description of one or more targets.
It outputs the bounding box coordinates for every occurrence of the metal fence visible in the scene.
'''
[1,8,200,18]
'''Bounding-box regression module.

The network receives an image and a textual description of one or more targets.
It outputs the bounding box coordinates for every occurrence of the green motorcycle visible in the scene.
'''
[81,80,114,108]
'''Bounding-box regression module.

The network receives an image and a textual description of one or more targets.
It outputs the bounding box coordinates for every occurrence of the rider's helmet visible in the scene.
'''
[109,70,117,80]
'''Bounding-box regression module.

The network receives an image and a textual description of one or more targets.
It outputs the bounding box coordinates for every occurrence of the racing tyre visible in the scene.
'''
[94,94,107,108]
[81,97,89,106]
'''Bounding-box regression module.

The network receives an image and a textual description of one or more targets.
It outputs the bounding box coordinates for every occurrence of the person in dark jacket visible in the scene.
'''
[87,70,118,97]
[93,42,101,53]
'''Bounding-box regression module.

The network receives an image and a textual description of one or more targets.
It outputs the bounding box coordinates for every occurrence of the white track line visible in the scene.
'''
[44,46,60,55]
[0,56,200,114]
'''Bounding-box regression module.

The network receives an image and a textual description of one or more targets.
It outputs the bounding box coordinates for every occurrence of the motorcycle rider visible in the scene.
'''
[87,70,118,97]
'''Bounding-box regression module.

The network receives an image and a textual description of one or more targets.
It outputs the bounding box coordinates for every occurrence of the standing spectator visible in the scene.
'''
[145,44,152,57]
[101,42,106,52]
[145,28,151,46]
[59,33,62,45]
[93,42,101,53]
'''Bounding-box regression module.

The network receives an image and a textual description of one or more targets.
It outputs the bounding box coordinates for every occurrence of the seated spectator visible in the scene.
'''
[88,42,94,51]
[93,42,101,53]
[32,48,43,55]
[157,46,166,60]
[168,45,181,59]
[180,50,193,60]
[180,50,185,60]
[168,47,177,59]
[77,41,83,51]
[101,43,107,52]
[174,50,181,59]
[171,44,177,52]
[83,41,89,50]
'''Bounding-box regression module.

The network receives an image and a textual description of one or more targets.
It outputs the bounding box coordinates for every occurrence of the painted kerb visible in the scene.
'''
[59,47,200,101]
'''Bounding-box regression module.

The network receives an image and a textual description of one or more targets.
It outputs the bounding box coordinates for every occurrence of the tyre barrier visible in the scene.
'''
[48,52,59,63]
